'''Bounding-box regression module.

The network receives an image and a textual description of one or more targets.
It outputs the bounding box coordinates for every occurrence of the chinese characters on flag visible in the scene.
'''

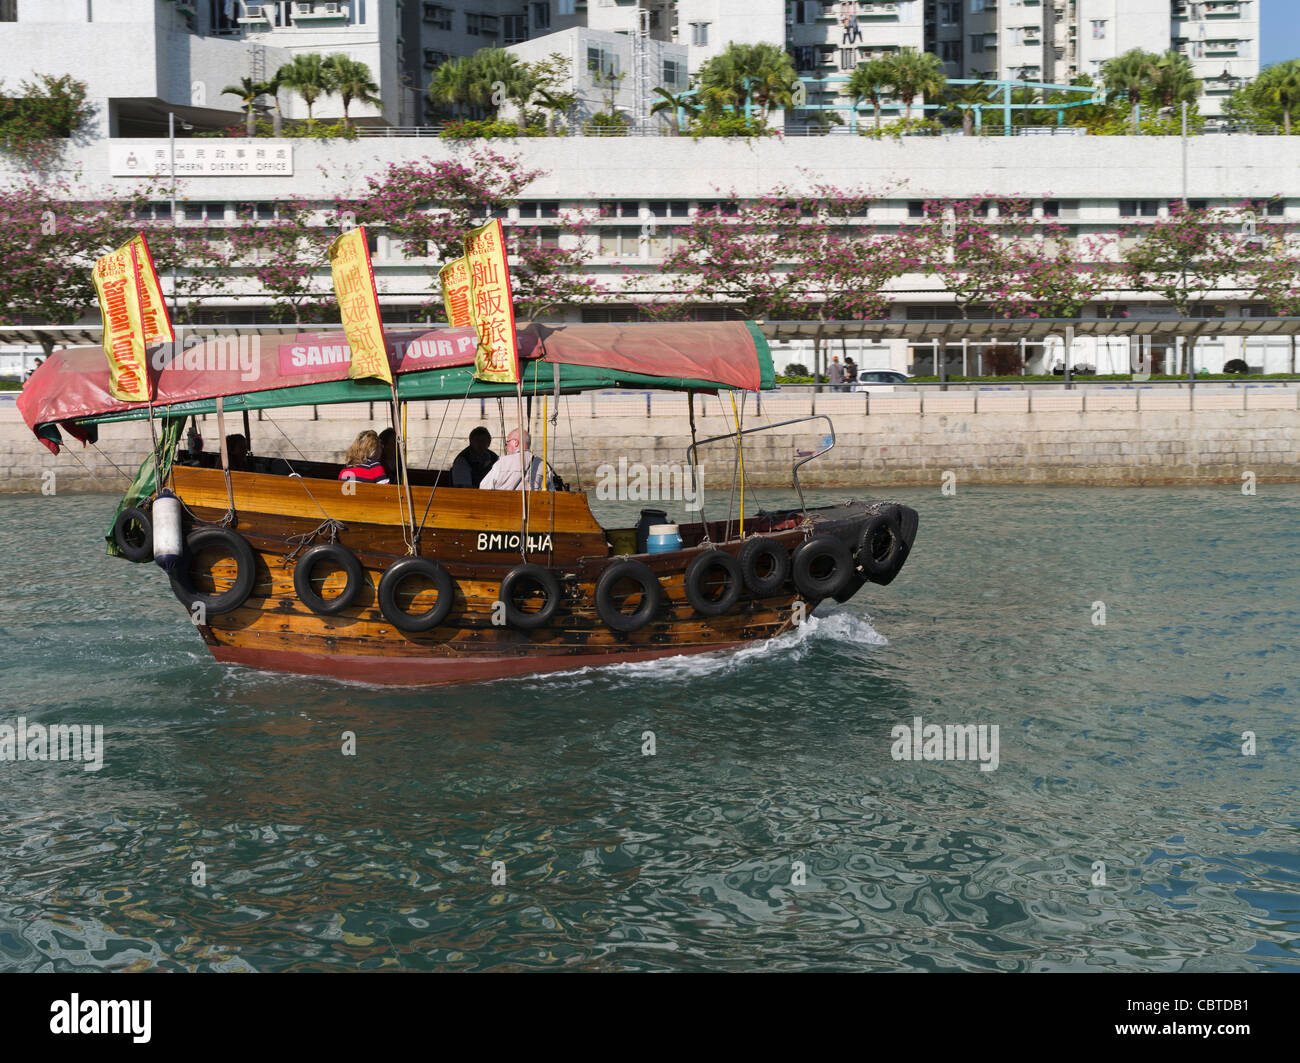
[328,226,392,385]
[439,257,474,328]
[463,219,519,384]
[92,234,173,403]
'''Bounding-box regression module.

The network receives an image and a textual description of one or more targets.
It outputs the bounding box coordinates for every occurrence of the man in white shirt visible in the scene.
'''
[478,427,553,491]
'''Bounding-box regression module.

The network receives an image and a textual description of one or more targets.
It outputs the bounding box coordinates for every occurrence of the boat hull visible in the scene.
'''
[165,467,915,686]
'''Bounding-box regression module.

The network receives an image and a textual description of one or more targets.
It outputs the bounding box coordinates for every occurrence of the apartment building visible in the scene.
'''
[0,0,406,133]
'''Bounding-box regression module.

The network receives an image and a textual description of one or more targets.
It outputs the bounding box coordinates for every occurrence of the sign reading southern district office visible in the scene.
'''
[110,143,293,176]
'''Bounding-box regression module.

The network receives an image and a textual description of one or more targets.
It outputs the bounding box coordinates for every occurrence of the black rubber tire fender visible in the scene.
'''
[169,527,257,617]
[684,549,743,617]
[737,536,791,597]
[498,563,561,630]
[855,513,905,584]
[594,559,663,633]
[112,506,154,563]
[377,556,455,633]
[293,542,365,616]
[791,536,855,600]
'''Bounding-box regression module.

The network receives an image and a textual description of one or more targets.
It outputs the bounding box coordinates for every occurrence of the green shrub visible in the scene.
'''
[688,114,770,138]
[860,116,946,139]
[439,119,546,139]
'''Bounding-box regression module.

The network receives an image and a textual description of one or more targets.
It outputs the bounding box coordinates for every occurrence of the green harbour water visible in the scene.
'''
[0,484,1297,971]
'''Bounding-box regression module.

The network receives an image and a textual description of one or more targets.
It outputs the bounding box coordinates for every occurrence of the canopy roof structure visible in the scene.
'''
[758,316,1300,344]
[17,321,774,452]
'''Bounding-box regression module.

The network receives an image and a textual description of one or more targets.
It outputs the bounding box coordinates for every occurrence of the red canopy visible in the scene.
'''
[18,321,767,449]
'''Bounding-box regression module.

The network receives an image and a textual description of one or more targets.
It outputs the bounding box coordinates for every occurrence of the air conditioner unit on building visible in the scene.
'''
[292,2,312,14]
[239,2,270,21]
[323,2,341,12]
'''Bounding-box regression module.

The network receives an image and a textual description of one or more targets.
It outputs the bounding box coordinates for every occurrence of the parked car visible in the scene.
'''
[852,369,912,393]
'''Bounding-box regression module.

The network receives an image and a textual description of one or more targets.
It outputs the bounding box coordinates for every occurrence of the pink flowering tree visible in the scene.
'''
[341,148,601,323]
[913,196,1106,321]
[657,184,920,376]
[224,199,336,324]
[0,178,156,351]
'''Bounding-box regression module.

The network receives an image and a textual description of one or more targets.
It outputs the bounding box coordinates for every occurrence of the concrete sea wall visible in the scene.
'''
[2,388,1297,493]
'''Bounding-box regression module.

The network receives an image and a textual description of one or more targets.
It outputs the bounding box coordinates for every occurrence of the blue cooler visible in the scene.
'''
[646,524,682,553]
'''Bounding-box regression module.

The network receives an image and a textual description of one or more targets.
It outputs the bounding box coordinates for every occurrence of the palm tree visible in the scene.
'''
[428,55,478,118]
[428,49,529,121]
[882,49,946,122]
[944,79,991,136]
[533,86,576,134]
[324,55,380,129]
[1149,51,1200,112]
[847,58,894,129]
[1260,59,1300,135]
[221,76,264,137]
[696,42,797,126]
[257,73,284,136]
[276,53,331,125]
[1102,48,1160,133]
[650,86,699,134]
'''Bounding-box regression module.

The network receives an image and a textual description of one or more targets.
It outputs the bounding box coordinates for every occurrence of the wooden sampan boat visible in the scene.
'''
[19,321,918,685]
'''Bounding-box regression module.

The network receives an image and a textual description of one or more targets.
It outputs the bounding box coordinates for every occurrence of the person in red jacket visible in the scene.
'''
[338,430,390,484]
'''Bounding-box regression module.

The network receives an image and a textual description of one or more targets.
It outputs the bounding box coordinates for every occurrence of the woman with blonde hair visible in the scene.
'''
[338,429,390,484]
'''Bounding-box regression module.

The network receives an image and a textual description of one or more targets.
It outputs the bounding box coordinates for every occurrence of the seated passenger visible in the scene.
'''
[379,427,398,481]
[451,426,498,487]
[478,428,555,491]
[226,433,251,472]
[338,430,390,484]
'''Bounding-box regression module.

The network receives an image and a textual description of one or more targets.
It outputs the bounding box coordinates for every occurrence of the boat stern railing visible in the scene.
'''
[686,414,836,538]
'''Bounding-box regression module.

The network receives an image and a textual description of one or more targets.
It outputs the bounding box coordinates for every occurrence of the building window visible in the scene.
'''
[648,201,690,218]
[0,0,15,21]
[599,227,643,258]
[531,2,550,30]
[517,201,560,219]
[587,46,618,79]
[969,34,984,53]
[691,21,709,46]
[600,200,641,219]
[662,58,686,89]
[794,1,821,23]
[940,40,960,61]
[969,0,985,12]
[558,0,575,15]
[238,202,277,222]
[1119,200,1161,217]
[503,13,526,43]
[940,1,960,24]
[1091,19,1106,39]
[422,3,451,29]
[907,200,925,218]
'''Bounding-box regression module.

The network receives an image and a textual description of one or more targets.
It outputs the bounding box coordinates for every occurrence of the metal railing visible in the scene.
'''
[355,122,1294,140]
[686,414,835,531]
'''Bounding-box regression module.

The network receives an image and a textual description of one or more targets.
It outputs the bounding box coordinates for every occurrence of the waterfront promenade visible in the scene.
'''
[4,384,1296,491]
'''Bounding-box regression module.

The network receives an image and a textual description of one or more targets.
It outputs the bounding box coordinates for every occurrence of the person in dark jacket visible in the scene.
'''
[451,426,498,487]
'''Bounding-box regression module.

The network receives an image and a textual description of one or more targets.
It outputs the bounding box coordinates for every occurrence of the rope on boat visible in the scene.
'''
[259,410,336,524]
[281,518,349,566]
[413,372,476,545]
[688,391,710,546]
[215,396,236,527]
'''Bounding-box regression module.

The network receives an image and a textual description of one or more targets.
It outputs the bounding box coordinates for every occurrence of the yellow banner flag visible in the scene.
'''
[125,234,175,345]
[463,219,519,384]
[328,226,392,385]
[439,257,474,328]
[92,239,153,403]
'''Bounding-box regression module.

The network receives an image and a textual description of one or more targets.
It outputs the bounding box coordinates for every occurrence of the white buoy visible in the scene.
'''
[152,489,183,572]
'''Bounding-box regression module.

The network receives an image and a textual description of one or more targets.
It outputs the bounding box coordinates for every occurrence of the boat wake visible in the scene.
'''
[500,607,889,691]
